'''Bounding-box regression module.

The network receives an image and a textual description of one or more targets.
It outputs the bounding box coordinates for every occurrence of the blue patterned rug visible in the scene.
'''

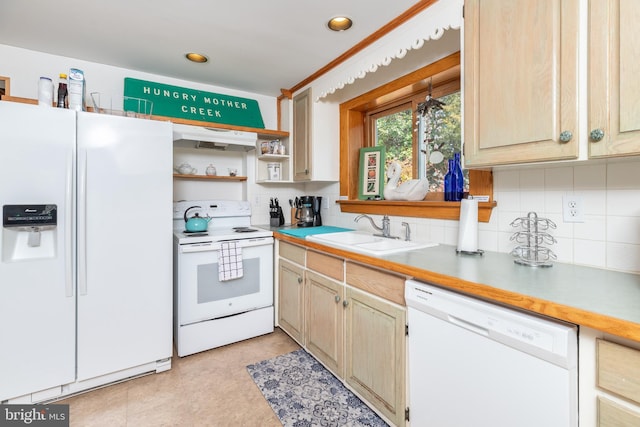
[247,349,388,427]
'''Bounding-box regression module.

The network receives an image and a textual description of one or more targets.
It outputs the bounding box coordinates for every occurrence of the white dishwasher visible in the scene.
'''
[405,280,578,427]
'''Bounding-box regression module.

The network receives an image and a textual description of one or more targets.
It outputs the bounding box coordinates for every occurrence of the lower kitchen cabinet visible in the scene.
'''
[277,240,407,426]
[305,270,344,377]
[596,338,640,426]
[277,258,305,344]
[579,326,640,427]
[345,286,406,427]
[598,397,640,426]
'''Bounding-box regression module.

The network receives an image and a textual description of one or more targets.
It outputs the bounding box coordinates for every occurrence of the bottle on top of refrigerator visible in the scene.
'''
[37,77,53,107]
[56,73,68,108]
[68,68,85,111]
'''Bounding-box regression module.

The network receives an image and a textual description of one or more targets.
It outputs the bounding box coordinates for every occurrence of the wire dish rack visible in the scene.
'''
[90,92,153,119]
[510,212,557,267]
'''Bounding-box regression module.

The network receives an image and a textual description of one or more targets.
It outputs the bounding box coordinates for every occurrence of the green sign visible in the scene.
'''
[123,78,265,128]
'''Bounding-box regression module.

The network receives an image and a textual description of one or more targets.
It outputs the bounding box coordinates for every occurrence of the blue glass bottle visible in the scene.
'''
[452,152,464,201]
[444,159,454,201]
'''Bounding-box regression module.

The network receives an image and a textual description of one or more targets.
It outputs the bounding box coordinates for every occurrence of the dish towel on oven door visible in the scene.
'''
[218,241,244,281]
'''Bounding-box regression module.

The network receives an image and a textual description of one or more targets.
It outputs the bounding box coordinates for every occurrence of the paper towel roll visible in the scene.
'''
[457,198,479,252]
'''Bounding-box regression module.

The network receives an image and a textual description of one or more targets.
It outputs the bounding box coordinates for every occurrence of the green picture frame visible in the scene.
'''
[358,146,386,200]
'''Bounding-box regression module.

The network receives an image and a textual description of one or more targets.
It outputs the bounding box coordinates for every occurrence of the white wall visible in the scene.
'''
[0,44,278,129]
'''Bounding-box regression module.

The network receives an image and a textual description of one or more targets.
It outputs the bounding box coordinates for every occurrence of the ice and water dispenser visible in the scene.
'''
[2,204,58,262]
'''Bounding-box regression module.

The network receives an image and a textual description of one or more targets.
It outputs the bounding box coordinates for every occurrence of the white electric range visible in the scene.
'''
[172,200,274,357]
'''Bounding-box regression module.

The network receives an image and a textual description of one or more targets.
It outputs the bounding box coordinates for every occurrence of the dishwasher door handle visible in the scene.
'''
[447,314,489,336]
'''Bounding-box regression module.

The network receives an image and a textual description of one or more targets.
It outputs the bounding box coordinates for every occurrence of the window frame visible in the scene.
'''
[337,51,496,222]
[366,79,462,182]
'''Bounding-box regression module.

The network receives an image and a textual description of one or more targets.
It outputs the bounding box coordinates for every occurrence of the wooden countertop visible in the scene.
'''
[274,231,640,343]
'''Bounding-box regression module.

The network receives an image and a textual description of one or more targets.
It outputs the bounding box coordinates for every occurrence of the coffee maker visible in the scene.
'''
[295,196,322,227]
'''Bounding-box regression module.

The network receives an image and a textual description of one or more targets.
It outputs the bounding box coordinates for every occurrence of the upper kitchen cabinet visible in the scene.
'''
[293,88,312,181]
[463,0,580,167]
[588,0,640,158]
[292,88,339,182]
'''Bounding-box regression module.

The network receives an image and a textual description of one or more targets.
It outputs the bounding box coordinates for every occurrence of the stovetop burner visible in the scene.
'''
[233,227,258,233]
[183,230,209,237]
[183,231,208,236]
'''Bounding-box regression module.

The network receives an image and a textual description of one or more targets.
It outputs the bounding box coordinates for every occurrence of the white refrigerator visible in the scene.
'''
[0,101,173,402]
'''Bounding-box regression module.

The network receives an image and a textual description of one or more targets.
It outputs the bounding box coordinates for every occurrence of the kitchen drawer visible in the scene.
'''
[598,397,640,426]
[597,339,640,404]
[307,250,343,281]
[345,262,406,306]
[279,241,306,266]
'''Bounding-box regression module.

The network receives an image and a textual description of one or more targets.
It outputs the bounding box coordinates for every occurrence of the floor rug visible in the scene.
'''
[247,349,388,427]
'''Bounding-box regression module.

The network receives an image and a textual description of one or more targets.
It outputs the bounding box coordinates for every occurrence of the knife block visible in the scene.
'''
[290,208,298,226]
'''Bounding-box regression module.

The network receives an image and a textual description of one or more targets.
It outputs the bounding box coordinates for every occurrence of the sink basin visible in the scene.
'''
[306,231,438,256]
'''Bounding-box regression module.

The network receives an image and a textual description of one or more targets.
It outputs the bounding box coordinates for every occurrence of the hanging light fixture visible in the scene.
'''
[417,79,447,165]
[416,79,445,117]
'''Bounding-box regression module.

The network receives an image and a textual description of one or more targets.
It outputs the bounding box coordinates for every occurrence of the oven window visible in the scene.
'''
[196,258,260,303]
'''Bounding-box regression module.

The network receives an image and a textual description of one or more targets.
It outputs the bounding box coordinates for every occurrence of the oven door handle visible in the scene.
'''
[180,244,216,253]
[180,237,274,253]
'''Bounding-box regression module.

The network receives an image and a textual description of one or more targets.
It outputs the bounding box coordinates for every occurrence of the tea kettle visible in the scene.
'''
[175,162,197,175]
[184,206,211,232]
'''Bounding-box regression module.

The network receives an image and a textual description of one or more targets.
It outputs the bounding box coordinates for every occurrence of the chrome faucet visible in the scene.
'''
[401,222,411,241]
[354,214,397,239]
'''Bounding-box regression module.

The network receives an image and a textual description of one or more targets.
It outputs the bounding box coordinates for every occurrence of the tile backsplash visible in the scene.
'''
[488,159,640,274]
[329,157,640,274]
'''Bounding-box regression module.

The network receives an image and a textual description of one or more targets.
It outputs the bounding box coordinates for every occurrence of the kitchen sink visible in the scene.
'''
[306,231,438,256]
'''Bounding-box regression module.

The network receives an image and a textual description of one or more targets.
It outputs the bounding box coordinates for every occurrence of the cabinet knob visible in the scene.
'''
[334,295,341,303]
[559,131,573,143]
[297,276,303,284]
[590,128,605,142]
[342,300,349,308]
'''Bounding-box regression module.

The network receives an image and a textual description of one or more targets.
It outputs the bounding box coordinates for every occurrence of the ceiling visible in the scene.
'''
[0,0,421,97]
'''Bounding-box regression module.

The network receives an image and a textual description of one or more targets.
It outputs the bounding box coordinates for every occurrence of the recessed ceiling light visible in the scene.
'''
[327,16,353,32]
[185,53,208,63]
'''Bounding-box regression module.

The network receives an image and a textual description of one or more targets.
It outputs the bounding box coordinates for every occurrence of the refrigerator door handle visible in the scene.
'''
[65,153,74,298]
[78,150,88,296]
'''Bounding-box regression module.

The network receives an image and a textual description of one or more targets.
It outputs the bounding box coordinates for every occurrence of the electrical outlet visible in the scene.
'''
[562,194,584,223]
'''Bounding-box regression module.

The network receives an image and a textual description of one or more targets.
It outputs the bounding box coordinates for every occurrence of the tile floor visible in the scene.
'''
[59,328,300,426]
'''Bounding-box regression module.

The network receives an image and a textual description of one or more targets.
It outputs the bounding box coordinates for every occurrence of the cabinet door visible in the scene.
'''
[293,88,311,181]
[589,0,640,157]
[598,397,640,427]
[464,0,579,166]
[278,259,305,344]
[305,271,344,377]
[345,287,406,426]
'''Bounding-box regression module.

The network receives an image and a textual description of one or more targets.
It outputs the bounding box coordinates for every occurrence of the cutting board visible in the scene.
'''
[277,226,353,238]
